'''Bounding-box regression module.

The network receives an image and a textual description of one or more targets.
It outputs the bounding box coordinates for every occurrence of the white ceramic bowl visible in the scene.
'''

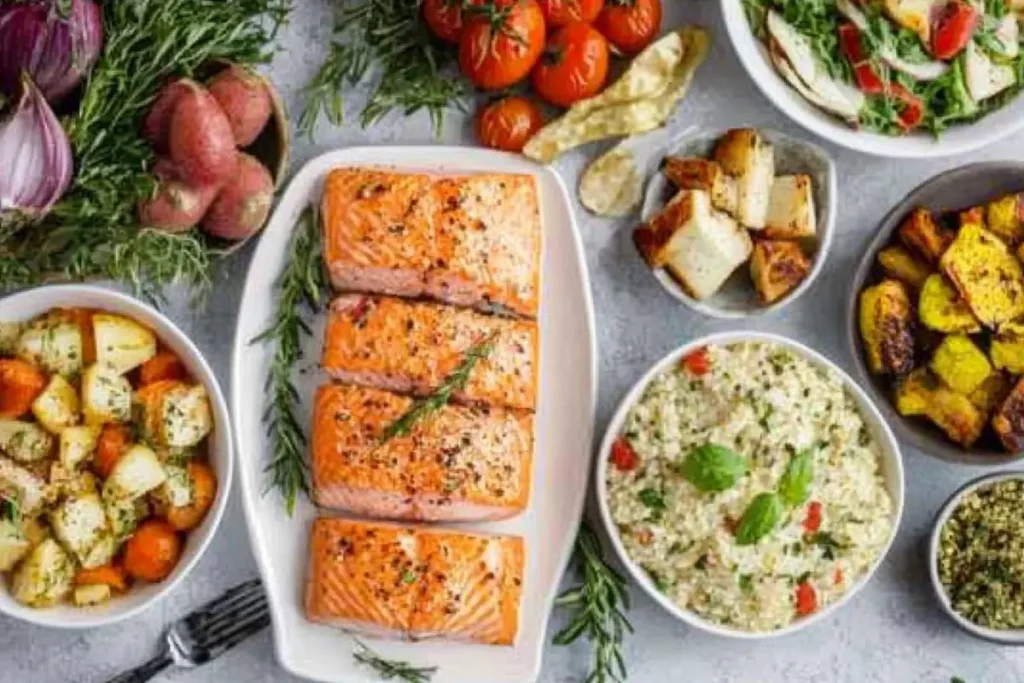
[721,0,1024,158]
[928,470,1024,645]
[595,331,905,639]
[0,284,233,629]
[640,128,836,319]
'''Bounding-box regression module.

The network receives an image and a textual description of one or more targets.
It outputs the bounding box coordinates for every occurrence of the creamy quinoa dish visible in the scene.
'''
[605,342,894,632]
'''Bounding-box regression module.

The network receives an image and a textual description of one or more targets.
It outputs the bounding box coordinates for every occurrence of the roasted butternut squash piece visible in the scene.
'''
[929,335,992,396]
[877,246,932,289]
[899,207,953,264]
[859,279,915,375]
[940,223,1024,328]
[894,368,932,416]
[918,274,981,333]
[894,368,986,447]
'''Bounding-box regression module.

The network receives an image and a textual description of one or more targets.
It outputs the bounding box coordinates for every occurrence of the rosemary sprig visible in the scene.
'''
[378,334,497,444]
[553,523,634,683]
[299,0,467,139]
[353,639,437,682]
[253,205,328,515]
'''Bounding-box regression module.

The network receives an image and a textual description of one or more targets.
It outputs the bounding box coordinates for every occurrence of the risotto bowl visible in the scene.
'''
[595,332,904,639]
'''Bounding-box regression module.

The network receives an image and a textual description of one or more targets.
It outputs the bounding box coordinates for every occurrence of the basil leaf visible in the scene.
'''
[734,493,784,546]
[778,448,814,508]
[638,488,666,510]
[679,444,748,492]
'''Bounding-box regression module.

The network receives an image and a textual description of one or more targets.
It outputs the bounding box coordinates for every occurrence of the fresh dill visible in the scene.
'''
[252,205,328,516]
[352,639,437,682]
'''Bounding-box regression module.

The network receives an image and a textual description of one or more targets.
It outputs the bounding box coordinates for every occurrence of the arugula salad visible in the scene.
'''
[743,0,1024,135]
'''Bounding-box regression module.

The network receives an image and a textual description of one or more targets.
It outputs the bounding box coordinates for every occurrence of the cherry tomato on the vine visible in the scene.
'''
[423,0,469,43]
[531,22,609,107]
[538,0,603,26]
[459,0,546,90]
[476,96,545,152]
[595,0,662,55]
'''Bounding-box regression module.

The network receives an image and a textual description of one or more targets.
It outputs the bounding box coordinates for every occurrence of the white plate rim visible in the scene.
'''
[230,145,598,683]
[594,331,905,639]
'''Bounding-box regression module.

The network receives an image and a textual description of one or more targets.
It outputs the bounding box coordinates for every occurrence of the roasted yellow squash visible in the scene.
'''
[877,246,932,289]
[940,223,1024,328]
[929,335,992,395]
[918,274,981,333]
[860,279,916,375]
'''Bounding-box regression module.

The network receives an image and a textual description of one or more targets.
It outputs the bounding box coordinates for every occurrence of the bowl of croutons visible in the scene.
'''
[634,128,836,319]
[850,161,1024,464]
[0,284,232,627]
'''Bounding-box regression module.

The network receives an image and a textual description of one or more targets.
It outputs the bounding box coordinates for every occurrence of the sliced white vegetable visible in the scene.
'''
[994,13,1021,58]
[0,519,30,572]
[0,420,53,463]
[965,41,1016,100]
[93,313,157,375]
[767,11,865,121]
[836,0,949,80]
[103,444,166,500]
[10,538,73,607]
[81,363,132,425]
[31,374,80,434]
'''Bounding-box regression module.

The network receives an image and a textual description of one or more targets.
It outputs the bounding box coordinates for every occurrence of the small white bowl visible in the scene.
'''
[640,128,836,319]
[928,471,1024,645]
[0,284,233,629]
[721,0,1024,159]
[595,331,905,639]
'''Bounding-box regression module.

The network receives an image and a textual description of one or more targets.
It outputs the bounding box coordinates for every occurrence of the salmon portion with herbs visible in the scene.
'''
[320,168,542,318]
[311,384,534,521]
[305,517,525,645]
[321,294,538,412]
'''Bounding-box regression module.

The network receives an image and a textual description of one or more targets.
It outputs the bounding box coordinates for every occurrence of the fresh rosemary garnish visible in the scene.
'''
[253,205,328,515]
[299,0,467,139]
[0,0,290,298]
[553,523,633,683]
[378,334,497,444]
[352,639,437,682]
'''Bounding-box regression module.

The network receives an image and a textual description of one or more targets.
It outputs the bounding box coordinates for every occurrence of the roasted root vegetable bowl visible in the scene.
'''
[858,192,1024,454]
[0,304,219,615]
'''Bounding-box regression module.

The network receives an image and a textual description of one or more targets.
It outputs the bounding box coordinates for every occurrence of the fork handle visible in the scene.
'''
[105,653,173,683]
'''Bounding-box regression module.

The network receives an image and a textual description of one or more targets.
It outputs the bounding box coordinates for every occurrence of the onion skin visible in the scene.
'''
[0,74,74,229]
[0,0,104,103]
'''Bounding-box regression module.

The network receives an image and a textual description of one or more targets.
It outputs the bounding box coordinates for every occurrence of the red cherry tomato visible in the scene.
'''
[932,1,978,60]
[531,22,610,107]
[680,347,711,376]
[423,0,467,43]
[594,0,662,54]
[838,23,885,94]
[476,96,545,152]
[459,0,546,90]
[538,0,603,26]
[795,581,818,616]
[803,501,822,533]
[611,437,639,471]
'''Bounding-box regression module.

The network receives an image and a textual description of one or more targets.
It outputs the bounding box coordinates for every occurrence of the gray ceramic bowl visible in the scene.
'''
[928,470,1024,645]
[640,128,836,319]
[847,161,1024,466]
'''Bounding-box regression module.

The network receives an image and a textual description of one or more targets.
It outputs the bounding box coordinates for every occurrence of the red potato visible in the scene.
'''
[168,81,238,186]
[201,152,274,241]
[143,79,193,152]
[207,65,273,147]
[137,158,218,232]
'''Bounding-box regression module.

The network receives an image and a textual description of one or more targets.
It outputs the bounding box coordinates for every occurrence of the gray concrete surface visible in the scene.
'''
[3,1,1024,681]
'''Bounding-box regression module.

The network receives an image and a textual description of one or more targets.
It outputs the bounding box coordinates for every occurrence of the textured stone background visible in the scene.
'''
[5,1,1024,681]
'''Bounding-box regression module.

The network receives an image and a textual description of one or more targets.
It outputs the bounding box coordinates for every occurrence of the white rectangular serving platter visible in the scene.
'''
[231,146,597,683]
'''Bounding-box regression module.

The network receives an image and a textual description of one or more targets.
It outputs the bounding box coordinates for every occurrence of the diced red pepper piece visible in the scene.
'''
[681,347,711,376]
[795,581,818,616]
[834,568,844,585]
[888,83,925,131]
[611,437,639,472]
[839,24,886,94]
[932,1,978,60]
[803,501,823,533]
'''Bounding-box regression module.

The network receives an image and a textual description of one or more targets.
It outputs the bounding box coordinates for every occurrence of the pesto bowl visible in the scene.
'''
[928,470,1024,645]
[595,331,904,639]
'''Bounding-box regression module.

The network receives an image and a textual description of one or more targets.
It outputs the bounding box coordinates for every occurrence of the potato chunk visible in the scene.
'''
[941,223,1024,328]
[877,246,932,289]
[918,274,981,333]
[0,457,47,516]
[59,425,101,470]
[859,280,916,375]
[0,322,23,356]
[930,335,992,395]
[50,493,115,569]
[93,314,157,375]
[899,207,953,264]
[31,375,80,434]
[0,519,30,571]
[750,239,811,304]
[103,444,166,500]
[81,363,132,425]
[15,318,83,378]
[72,583,112,607]
[10,538,73,607]
[993,377,1024,451]
[0,420,53,463]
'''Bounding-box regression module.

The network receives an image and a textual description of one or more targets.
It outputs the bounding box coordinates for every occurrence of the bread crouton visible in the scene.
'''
[662,158,739,217]
[994,377,1024,451]
[987,193,1024,245]
[929,334,992,396]
[634,190,752,300]
[763,175,816,239]
[859,279,916,375]
[894,368,986,446]
[877,246,932,289]
[940,223,1024,328]
[918,274,982,333]
[899,208,953,264]
[712,129,775,229]
[749,240,811,304]
[969,372,1011,414]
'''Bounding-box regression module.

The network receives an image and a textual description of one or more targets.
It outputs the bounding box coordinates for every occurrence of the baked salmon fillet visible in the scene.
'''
[311,383,533,521]
[305,517,525,645]
[321,294,538,412]
[320,168,542,318]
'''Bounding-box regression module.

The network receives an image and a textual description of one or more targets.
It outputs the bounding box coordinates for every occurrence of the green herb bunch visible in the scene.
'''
[352,639,437,682]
